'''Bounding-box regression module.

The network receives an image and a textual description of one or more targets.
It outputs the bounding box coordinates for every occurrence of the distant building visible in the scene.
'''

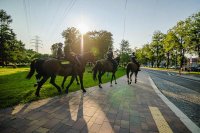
[186,57,198,67]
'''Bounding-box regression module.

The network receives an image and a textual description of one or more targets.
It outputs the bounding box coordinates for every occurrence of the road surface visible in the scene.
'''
[143,68,200,127]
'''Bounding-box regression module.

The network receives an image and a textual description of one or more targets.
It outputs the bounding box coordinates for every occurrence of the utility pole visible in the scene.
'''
[31,35,42,53]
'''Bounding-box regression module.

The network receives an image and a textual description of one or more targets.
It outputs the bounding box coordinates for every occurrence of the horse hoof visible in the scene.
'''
[110,84,112,87]
[99,85,102,88]
[65,89,69,94]
[115,82,117,84]
[83,89,86,93]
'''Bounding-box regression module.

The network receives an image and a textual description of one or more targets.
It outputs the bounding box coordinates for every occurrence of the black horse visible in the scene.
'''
[61,53,95,90]
[126,62,139,84]
[93,56,120,88]
[26,52,95,96]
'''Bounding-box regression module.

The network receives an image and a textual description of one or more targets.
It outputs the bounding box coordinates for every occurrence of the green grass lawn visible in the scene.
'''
[0,67,126,108]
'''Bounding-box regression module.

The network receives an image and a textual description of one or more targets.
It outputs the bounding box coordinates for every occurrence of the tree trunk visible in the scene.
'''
[167,52,169,69]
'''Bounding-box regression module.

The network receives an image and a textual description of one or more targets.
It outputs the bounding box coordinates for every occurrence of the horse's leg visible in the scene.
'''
[98,71,105,88]
[76,76,80,85]
[130,71,134,84]
[65,76,75,94]
[127,72,130,84]
[98,71,102,88]
[34,74,42,87]
[61,76,67,89]
[35,76,49,97]
[135,71,138,83]
[79,74,86,93]
[113,73,117,84]
[50,75,62,94]
[110,73,114,87]
[126,67,130,84]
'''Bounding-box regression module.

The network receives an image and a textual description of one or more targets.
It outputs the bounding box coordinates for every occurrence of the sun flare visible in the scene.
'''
[78,23,89,34]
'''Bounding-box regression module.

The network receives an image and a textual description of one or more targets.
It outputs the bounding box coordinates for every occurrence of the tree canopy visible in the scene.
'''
[135,11,200,68]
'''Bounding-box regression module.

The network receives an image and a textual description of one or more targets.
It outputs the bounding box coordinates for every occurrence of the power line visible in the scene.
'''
[31,36,42,53]
[50,0,77,41]
[123,0,128,40]
[46,0,70,39]
[23,0,30,35]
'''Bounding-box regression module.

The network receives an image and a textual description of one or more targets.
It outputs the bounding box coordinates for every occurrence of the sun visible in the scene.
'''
[78,23,89,34]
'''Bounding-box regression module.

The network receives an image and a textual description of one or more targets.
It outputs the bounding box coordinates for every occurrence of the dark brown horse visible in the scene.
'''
[26,52,95,96]
[126,62,139,84]
[61,52,95,91]
[93,56,120,88]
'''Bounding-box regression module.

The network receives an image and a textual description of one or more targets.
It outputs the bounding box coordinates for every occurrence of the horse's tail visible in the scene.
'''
[126,63,130,79]
[92,62,99,81]
[26,59,36,79]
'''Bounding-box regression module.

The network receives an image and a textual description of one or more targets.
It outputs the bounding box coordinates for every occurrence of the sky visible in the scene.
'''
[0,0,200,54]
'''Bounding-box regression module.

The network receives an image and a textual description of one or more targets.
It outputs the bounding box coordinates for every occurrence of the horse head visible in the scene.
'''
[114,56,120,65]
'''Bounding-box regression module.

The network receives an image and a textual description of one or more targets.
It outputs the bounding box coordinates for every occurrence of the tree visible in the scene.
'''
[82,30,113,59]
[135,48,145,65]
[119,40,131,65]
[143,43,155,67]
[164,30,179,68]
[51,42,63,58]
[151,31,165,67]
[62,27,81,55]
[0,10,16,66]
[172,20,190,68]
[187,12,200,58]
[8,40,26,65]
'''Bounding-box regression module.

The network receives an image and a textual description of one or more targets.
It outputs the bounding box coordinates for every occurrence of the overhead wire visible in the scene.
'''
[49,0,77,41]
[123,0,127,40]
[23,0,30,40]
[41,0,52,37]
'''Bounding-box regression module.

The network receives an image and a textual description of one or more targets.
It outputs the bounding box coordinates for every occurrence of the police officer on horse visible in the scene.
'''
[64,44,81,66]
[130,52,141,71]
[106,47,117,69]
[57,43,63,60]
[56,43,81,66]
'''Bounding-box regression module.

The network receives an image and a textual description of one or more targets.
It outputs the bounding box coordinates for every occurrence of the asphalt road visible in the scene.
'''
[143,68,200,127]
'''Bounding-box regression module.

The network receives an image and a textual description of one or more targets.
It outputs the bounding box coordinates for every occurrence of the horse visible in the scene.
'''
[93,56,120,88]
[26,52,95,97]
[126,62,139,84]
[61,52,95,91]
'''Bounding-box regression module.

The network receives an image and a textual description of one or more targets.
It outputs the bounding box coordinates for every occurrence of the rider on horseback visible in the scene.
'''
[64,44,81,66]
[131,52,141,71]
[57,43,64,60]
[106,47,117,70]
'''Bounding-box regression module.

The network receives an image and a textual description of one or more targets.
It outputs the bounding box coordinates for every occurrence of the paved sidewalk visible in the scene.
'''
[0,72,191,133]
